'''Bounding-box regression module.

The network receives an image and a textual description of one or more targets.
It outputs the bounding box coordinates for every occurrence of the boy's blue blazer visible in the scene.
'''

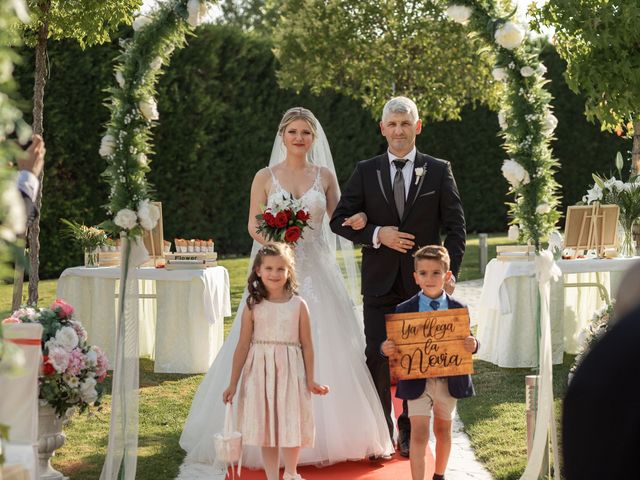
[393,292,477,400]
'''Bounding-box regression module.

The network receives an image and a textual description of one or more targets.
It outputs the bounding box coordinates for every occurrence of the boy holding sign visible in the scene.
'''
[382,245,478,480]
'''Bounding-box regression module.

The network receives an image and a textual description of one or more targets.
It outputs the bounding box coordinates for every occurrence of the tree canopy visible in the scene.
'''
[273,0,500,120]
[533,0,640,134]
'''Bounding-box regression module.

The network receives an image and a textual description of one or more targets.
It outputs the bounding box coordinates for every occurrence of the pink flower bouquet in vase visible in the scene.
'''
[7,299,109,418]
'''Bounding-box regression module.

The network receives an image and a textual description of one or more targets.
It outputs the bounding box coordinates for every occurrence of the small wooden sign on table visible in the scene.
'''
[385,308,474,380]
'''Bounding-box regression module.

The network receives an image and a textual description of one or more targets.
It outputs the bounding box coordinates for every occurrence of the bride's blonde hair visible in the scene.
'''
[246,243,297,309]
[278,107,318,139]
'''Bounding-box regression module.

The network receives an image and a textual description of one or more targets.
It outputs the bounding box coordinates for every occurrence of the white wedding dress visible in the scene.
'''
[177,169,394,478]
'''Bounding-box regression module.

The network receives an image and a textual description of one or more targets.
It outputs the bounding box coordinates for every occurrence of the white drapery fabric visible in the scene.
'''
[100,236,148,480]
[520,251,561,480]
[0,322,43,480]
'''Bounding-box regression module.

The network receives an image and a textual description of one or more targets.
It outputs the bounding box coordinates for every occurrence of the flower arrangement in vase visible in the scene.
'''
[583,152,640,257]
[60,218,108,267]
[3,299,109,418]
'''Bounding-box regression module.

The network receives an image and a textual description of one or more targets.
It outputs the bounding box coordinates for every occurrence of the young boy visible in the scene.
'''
[382,245,478,480]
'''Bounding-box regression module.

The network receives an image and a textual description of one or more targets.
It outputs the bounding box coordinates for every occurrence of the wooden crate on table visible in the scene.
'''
[496,245,535,262]
[165,252,218,270]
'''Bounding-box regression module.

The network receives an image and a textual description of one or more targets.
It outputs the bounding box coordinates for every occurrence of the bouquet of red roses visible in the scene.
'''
[256,194,311,244]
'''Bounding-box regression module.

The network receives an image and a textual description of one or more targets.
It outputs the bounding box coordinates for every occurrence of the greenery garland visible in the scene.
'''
[100,0,209,238]
[446,1,560,249]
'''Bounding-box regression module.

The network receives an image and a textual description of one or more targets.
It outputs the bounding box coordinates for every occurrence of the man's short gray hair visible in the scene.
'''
[382,97,419,123]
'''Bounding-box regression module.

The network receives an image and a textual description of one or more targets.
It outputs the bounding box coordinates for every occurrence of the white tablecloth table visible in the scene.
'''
[476,257,637,368]
[57,266,231,373]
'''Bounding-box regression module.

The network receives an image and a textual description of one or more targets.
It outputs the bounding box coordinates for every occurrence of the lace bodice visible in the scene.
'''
[267,167,327,246]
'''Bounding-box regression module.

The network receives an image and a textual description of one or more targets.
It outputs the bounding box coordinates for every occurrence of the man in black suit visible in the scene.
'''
[330,96,466,456]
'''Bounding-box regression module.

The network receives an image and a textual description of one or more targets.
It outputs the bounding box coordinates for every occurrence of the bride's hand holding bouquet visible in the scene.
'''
[256,193,311,245]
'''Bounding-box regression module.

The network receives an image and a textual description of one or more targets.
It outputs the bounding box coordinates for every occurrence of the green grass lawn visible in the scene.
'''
[2,233,571,479]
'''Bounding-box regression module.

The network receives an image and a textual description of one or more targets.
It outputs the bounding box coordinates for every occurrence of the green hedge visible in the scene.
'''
[13,26,627,278]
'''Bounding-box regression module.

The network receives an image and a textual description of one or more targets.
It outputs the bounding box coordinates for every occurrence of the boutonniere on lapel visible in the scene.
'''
[414,167,426,185]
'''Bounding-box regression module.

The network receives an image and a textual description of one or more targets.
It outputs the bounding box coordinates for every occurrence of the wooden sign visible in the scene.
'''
[385,308,474,380]
[564,204,619,258]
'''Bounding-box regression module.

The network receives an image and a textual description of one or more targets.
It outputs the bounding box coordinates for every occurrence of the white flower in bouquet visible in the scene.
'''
[501,159,530,187]
[63,373,80,389]
[115,71,125,88]
[187,0,208,27]
[541,111,558,136]
[99,134,116,157]
[508,225,520,241]
[494,21,525,50]
[583,184,603,204]
[85,348,98,366]
[79,377,98,403]
[498,110,508,130]
[445,5,473,24]
[520,66,535,77]
[492,67,508,81]
[13,307,39,321]
[48,346,70,373]
[114,208,138,230]
[139,97,159,121]
[536,63,548,75]
[536,203,551,214]
[0,184,26,242]
[149,56,162,71]
[54,326,79,352]
[69,320,87,342]
[137,199,160,231]
[133,15,152,31]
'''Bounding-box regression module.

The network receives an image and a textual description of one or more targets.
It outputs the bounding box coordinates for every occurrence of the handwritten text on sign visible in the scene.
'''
[385,308,474,380]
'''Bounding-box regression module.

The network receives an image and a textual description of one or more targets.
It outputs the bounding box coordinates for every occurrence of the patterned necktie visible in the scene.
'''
[392,159,408,218]
[430,300,440,311]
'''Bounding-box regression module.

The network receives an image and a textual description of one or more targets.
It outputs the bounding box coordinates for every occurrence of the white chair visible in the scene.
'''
[0,322,43,480]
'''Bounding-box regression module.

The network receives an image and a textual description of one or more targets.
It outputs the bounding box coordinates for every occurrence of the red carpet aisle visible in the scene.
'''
[236,393,433,479]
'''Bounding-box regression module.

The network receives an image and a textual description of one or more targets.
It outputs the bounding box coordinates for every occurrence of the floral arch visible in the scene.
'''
[446,1,560,250]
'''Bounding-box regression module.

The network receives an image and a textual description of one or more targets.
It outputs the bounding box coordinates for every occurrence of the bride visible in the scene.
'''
[179,107,394,475]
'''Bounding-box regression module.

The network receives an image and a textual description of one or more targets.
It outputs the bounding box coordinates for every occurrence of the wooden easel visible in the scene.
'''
[565,203,619,258]
[572,203,606,258]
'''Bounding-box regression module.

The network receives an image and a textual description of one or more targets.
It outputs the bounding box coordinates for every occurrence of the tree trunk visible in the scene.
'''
[633,120,640,175]
[27,1,50,306]
[633,120,640,254]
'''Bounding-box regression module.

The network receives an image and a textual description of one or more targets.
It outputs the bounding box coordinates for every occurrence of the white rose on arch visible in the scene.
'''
[99,134,116,157]
[137,200,161,231]
[114,208,138,230]
[536,203,551,215]
[508,225,520,241]
[494,21,525,50]
[498,110,508,130]
[542,111,558,136]
[139,97,159,121]
[492,67,508,81]
[114,70,125,88]
[132,15,152,32]
[501,159,530,187]
[187,0,208,28]
[445,5,473,25]
[536,63,548,75]
[520,66,535,77]
[149,56,162,71]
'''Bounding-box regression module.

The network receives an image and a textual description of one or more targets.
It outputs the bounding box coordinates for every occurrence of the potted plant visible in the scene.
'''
[5,299,109,479]
[60,219,108,267]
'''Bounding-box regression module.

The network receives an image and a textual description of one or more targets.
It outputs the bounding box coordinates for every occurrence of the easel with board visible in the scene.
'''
[564,204,619,258]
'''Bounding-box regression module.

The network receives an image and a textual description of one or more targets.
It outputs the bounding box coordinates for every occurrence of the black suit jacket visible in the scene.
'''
[330,151,466,296]
[562,303,640,479]
[393,294,476,400]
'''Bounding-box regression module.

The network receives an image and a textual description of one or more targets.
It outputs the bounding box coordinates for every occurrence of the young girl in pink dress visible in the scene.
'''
[223,243,329,480]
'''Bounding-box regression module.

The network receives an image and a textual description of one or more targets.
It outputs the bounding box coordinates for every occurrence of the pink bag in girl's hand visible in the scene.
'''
[214,402,243,478]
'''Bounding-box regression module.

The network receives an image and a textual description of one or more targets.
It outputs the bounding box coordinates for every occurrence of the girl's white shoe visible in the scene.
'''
[282,473,303,480]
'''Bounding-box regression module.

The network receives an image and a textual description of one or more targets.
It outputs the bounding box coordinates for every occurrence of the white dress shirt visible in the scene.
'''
[372,147,417,247]
[17,170,39,203]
